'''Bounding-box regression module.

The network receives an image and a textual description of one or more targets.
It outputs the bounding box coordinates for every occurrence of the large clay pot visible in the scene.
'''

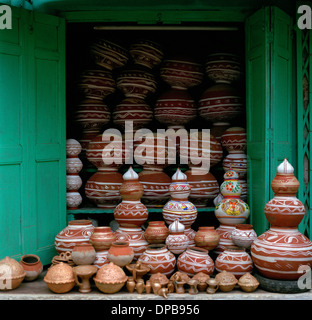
[194,226,220,251]
[162,168,197,228]
[90,39,129,71]
[144,221,169,244]
[215,246,253,279]
[89,226,116,251]
[129,39,164,69]
[55,219,95,254]
[19,254,43,281]
[116,68,157,99]
[85,169,123,208]
[113,97,153,131]
[198,84,243,124]
[71,243,96,265]
[66,139,82,158]
[107,241,135,267]
[177,247,214,276]
[205,53,241,84]
[154,88,197,127]
[138,244,176,276]
[78,69,116,100]
[221,127,246,154]
[214,225,236,256]
[251,227,312,280]
[160,57,203,89]
[115,227,149,260]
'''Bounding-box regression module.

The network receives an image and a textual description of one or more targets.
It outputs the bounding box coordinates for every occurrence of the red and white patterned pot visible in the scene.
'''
[166,219,189,254]
[113,97,153,131]
[116,69,157,99]
[222,153,247,178]
[251,227,312,280]
[160,57,203,89]
[79,69,116,100]
[154,88,196,127]
[138,244,176,276]
[55,220,94,254]
[114,201,148,228]
[89,226,117,251]
[221,127,246,154]
[205,53,241,84]
[199,84,243,123]
[144,221,169,244]
[177,247,214,276]
[230,224,257,249]
[215,246,253,279]
[214,225,236,255]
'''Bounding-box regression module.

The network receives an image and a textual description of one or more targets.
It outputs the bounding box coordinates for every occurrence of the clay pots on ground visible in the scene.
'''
[71,243,96,265]
[177,247,214,276]
[19,254,43,281]
[107,241,135,267]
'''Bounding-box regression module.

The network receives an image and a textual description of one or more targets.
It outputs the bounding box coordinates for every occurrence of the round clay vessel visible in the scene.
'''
[66,139,82,158]
[215,270,238,292]
[19,254,43,281]
[89,226,116,251]
[138,244,176,277]
[0,257,26,290]
[222,153,247,178]
[71,243,96,265]
[165,219,189,254]
[221,127,246,154]
[237,272,259,292]
[194,226,220,251]
[55,219,95,254]
[93,250,109,269]
[144,221,169,244]
[214,224,236,255]
[177,247,214,276]
[107,241,135,267]
[94,262,128,293]
[231,224,257,249]
[192,272,210,292]
[215,246,253,279]
[44,262,75,293]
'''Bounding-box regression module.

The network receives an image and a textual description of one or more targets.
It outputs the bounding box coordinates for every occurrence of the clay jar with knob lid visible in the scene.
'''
[144,221,169,244]
[194,226,220,251]
[0,257,26,290]
[89,226,116,251]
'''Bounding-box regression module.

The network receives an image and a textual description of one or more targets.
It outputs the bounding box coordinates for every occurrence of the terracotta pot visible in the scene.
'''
[231,224,257,249]
[115,227,149,260]
[162,168,197,228]
[119,167,144,201]
[184,227,196,247]
[221,127,246,154]
[93,250,109,269]
[90,39,128,71]
[154,88,196,127]
[129,39,164,69]
[89,226,116,251]
[205,53,241,84]
[214,225,236,255]
[160,57,203,89]
[55,219,95,254]
[19,254,43,281]
[185,170,219,207]
[0,257,26,290]
[66,175,82,192]
[71,243,96,265]
[126,277,136,293]
[177,247,214,276]
[144,221,169,244]
[113,97,153,131]
[66,191,82,210]
[114,201,148,228]
[194,226,220,251]
[66,139,82,158]
[222,153,247,178]
[138,168,171,207]
[107,241,135,267]
[211,122,231,142]
[78,69,116,100]
[198,84,243,124]
[66,157,83,175]
[215,246,253,279]
[138,244,176,276]
[116,68,157,99]
[85,169,123,209]
[251,227,312,280]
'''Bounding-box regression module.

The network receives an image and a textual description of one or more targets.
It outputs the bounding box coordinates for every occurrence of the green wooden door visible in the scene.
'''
[245,6,294,235]
[0,7,66,265]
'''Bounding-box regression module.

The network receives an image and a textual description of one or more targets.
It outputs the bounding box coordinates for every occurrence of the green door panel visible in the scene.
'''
[0,7,66,265]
